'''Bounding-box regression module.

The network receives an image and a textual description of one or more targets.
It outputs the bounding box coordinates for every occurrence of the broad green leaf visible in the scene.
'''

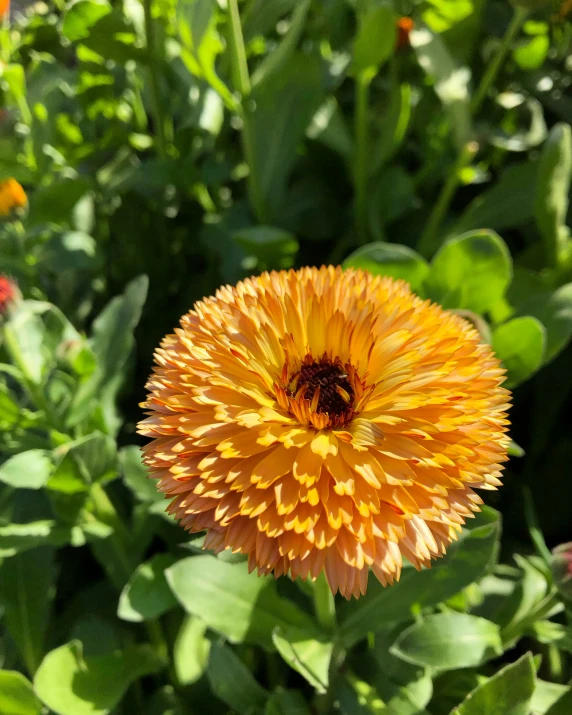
[0,547,56,675]
[353,6,396,75]
[410,25,472,150]
[450,652,536,715]
[492,317,546,388]
[68,275,148,427]
[245,53,324,223]
[532,680,572,715]
[173,616,211,686]
[424,0,473,31]
[0,520,80,558]
[535,123,571,267]
[339,507,500,647]
[165,555,317,647]
[49,433,118,493]
[34,641,163,715]
[264,688,311,715]
[343,243,429,294]
[207,642,268,715]
[273,628,332,693]
[453,162,538,235]
[0,450,52,490]
[40,232,99,272]
[62,0,112,41]
[252,0,310,88]
[0,670,42,715]
[426,230,512,315]
[372,83,412,172]
[233,226,299,271]
[391,613,503,669]
[516,283,572,364]
[120,445,161,503]
[28,178,92,227]
[513,35,549,70]
[117,553,179,622]
[545,687,572,715]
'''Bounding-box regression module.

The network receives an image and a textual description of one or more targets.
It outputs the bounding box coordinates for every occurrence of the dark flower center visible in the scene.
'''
[296,361,354,416]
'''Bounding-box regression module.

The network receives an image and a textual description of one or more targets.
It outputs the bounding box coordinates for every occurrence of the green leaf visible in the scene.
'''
[28,178,92,227]
[339,507,500,647]
[233,226,299,271]
[50,433,117,494]
[516,283,572,365]
[410,25,472,150]
[62,0,112,41]
[343,243,429,294]
[372,83,412,172]
[0,450,52,490]
[34,641,163,715]
[165,555,317,648]
[453,162,538,235]
[40,232,99,272]
[450,652,536,715]
[535,123,572,267]
[0,520,79,558]
[353,6,396,75]
[0,670,43,715]
[545,687,572,715]
[68,276,148,427]
[424,0,473,31]
[173,616,211,686]
[264,688,311,715]
[0,547,56,676]
[391,613,503,670]
[245,53,325,223]
[492,317,546,388]
[117,554,179,623]
[120,445,161,502]
[532,680,571,715]
[513,35,549,70]
[273,628,332,693]
[426,230,512,315]
[207,642,268,715]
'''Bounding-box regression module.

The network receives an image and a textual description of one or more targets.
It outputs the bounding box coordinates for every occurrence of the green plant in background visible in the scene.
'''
[1,0,572,713]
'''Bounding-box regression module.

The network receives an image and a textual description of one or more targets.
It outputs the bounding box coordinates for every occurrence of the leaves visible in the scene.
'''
[391,613,503,670]
[353,6,396,76]
[492,317,546,388]
[426,230,512,316]
[451,652,536,714]
[166,555,317,647]
[173,616,211,686]
[34,641,163,715]
[207,642,268,714]
[117,553,179,622]
[0,671,43,715]
[0,450,52,489]
[273,628,333,693]
[343,243,429,293]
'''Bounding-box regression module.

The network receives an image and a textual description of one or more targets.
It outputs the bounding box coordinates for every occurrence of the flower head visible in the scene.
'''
[0,178,27,216]
[0,274,18,315]
[396,17,414,49]
[139,267,510,598]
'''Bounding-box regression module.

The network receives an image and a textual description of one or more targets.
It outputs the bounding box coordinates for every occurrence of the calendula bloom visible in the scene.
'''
[139,267,510,598]
[396,17,414,49]
[0,178,27,216]
[0,0,9,18]
[0,274,17,314]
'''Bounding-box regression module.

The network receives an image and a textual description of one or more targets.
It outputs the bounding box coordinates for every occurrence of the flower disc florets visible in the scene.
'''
[139,266,511,598]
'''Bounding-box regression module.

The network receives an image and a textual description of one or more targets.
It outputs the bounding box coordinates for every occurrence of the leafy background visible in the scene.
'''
[1,0,572,713]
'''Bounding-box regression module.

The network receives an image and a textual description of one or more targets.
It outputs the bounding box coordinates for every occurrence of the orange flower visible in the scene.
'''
[0,0,9,18]
[139,267,510,598]
[0,178,27,216]
[396,17,414,49]
[0,274,17,314]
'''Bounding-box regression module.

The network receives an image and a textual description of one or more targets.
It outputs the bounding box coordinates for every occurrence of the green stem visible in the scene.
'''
[471,6,528,115]
[354,71,372,245]
[547,643,563,682]
[313,573,336,632]
[227,0,251,97]
[227,0,267,222]
[143,0,168,157]
[418,141,479,257]
[522,485,553,567]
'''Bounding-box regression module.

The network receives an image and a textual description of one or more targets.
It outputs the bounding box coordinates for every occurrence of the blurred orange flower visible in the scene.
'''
[140,267,510,598]
[396,17,414,49]
[0,178,27,216]
[0,0,9,18]
[0,274,17,314]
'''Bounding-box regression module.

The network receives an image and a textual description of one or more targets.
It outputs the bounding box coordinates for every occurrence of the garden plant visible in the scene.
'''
[1,0,572,714]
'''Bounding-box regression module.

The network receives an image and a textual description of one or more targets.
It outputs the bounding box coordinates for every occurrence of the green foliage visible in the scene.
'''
[1,0,572,713]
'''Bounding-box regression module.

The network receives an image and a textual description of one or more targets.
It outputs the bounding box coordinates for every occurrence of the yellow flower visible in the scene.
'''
[139,267,510,598]
[0,178,27,216]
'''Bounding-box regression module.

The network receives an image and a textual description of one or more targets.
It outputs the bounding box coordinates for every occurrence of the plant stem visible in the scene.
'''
[313,573,336,632]
[354,71,372,245]
[418,141,479,257]
[522,485,553,567]
[471,6,528,115]
[226,0,267,222]
[227,0,251,97]
[143,0,168,157]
